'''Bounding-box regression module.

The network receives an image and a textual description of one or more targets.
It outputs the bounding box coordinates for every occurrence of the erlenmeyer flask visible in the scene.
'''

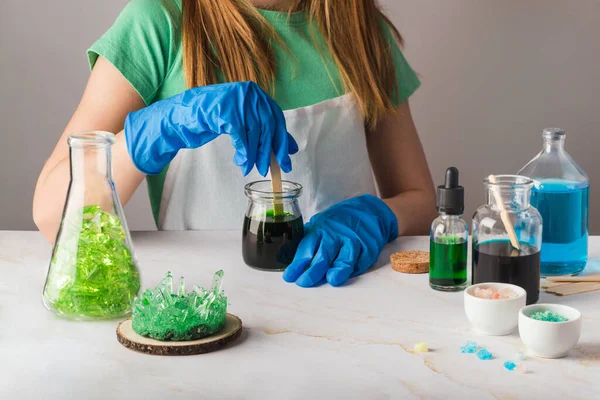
[42,131,141,320]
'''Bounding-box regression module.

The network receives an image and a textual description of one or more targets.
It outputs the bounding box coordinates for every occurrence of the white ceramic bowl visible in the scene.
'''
[518,303,582,358]
[464,282,527,335]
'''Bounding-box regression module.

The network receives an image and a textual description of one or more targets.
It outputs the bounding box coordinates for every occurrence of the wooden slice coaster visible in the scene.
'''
[117,313,243,356]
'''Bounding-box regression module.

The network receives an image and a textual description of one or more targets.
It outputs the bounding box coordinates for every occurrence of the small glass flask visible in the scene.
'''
[42,131,141,320]
[242,180,304,271]
[518,128,589,276]
[472,175,542,305]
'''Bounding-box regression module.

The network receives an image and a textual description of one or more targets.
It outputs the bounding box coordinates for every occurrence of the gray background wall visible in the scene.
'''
[1,0,598,233]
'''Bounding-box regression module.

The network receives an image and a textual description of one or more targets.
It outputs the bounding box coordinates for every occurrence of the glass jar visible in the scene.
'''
[242,180,304,271]
[518,128,589,276]
[42,131,141,320]
[472,175,542,305]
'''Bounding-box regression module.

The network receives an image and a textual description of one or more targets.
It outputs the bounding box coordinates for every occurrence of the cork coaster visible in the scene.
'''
[391,250,429,274]
[117,313,243,356]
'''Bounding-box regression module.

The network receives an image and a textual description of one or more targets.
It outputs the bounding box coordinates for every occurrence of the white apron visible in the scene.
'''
[158,93,377,230]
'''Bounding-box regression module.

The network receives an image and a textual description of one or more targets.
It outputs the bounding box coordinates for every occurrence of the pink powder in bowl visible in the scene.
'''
[473,286,519,300]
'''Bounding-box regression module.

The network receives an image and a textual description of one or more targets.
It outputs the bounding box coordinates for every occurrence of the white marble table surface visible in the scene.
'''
[1,231,599,400]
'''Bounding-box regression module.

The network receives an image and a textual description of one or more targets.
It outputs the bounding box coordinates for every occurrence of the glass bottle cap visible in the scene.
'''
[437,166,464,215]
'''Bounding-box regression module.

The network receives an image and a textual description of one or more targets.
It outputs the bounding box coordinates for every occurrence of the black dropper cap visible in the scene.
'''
[437,167,464,215]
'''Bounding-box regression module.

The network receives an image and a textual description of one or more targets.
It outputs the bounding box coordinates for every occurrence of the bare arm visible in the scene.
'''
[33,57,146,242]
[367,100,437,236]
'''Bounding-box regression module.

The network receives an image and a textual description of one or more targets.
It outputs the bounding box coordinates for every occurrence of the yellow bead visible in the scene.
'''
[413,342,428,352]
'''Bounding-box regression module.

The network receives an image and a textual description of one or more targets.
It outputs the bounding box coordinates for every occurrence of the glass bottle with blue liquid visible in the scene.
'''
[518,128,589,276]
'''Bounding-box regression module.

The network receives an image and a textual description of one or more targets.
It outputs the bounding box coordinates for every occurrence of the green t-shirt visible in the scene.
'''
[88,0,420,225]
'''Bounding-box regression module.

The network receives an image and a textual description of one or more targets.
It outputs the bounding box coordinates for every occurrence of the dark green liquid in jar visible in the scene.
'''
[242,210,304,271]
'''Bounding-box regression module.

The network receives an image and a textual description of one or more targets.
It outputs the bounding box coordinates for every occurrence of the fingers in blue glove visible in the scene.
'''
[337,222,384,281]
[287,133,299,155]
[326,235,361,287]
[271,132,293,174]
[283,230,321,284]
[229,130,252,175]
[264,96,295,174]
[294,235,339,288]
[255,125,274,177]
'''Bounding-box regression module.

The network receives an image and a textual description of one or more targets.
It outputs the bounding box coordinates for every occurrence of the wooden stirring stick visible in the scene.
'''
[546,282,600,296]
[546,274,600,283]
[541,281,571,289]
[270,153,284,216]
[488,175,520,253]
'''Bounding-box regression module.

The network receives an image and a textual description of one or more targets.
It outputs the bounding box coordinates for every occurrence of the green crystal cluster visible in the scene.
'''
[132,270,227,341]
[44,205,140,319]
[529,311,568,322]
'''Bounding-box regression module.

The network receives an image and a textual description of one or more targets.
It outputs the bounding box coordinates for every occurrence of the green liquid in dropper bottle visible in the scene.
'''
[430,236,468,287]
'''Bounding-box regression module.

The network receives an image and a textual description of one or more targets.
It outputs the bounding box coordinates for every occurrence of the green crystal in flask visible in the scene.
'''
[42,131,141,320]
[43,205,141,319]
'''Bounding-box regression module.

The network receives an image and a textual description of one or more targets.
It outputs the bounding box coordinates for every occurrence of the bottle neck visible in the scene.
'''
[542,128,566,153]
[245,181,302,202]
[543,135,566,153]
[69,145,113,182]
[486,187,531,211]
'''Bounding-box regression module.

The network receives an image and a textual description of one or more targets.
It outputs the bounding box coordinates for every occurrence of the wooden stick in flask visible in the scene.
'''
[488,175,520,252]
[270,153,284,216]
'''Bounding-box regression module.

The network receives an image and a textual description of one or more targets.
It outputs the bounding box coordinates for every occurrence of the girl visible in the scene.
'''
[33,0,437,287]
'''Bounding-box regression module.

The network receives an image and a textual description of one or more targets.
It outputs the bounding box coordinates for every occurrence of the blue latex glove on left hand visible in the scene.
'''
[283,194,399,287]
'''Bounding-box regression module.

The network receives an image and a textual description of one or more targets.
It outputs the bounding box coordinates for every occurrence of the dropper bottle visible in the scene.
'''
[429,167,468,291]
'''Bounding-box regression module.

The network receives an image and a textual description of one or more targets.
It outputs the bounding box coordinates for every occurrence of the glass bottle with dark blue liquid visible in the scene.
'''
[519,128,589,276]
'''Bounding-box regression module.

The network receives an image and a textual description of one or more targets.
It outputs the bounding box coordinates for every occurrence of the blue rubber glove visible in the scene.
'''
[124,81,298,176]
[283,194,399,287]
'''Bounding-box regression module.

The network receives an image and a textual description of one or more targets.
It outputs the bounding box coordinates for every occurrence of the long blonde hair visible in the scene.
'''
[183,0,403,128]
